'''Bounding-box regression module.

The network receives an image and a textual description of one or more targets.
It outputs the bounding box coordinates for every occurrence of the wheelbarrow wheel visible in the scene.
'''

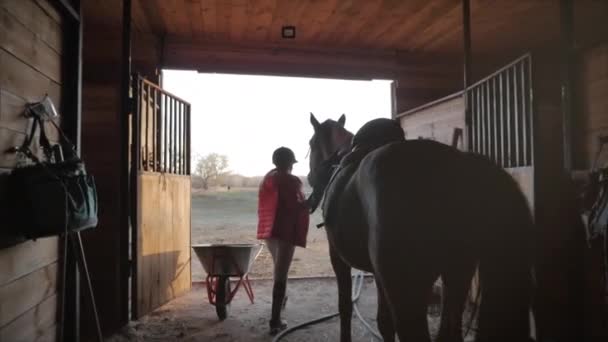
[215,276,230,320]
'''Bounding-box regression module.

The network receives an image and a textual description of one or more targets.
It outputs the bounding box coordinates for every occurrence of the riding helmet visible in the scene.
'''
[272,147,298,167]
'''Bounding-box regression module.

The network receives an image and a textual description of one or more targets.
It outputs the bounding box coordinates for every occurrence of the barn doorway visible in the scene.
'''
[161,71,393,283]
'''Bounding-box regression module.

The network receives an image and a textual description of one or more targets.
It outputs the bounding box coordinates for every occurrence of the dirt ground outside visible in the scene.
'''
[191,187,333,281]
[107,278,458,342]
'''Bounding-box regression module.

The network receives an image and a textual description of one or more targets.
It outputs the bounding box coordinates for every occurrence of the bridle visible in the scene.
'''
[307,139,352,218]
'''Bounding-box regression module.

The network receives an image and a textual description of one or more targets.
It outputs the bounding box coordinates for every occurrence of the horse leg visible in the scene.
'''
[437,262,476,342]
[375,278,395,342]
[330,245,352,342]
[373,255,437,342]
[475,220,533,342]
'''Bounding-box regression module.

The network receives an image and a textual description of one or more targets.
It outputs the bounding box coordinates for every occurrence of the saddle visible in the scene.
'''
[311,119,405,228]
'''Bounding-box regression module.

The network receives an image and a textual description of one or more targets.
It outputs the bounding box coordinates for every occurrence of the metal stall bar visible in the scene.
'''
[133,76,191,175]
[186,103,191,175]
[492,77,499,164]
[164,93,169,173]
[467,54,532,168]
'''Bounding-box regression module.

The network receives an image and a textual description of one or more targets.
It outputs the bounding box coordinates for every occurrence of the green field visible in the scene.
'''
[191,189,259,229]
[190,188,331,280]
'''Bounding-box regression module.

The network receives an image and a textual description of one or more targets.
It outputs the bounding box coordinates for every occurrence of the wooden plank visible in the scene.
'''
[35,324,56,342]
[201,0,218,40]
[357,1,414,48]
[296,0,339,44]
[135,173,191,318]
[136,0,166,35]
[399,95,466,149]
[266,0,310,44]
[190,0,205,39]
[229,0,248,42]
[244,0,276,42]
[0,262,58,327]
[0,0,62,53]
[385,1,459,50]
[333,0,385,46]
[0,294,57,342]
[409,2,463,52]
[0,237,59,285]
[0,49,61,105]
[171,174,191,294]
[505,166,535,214]
[215,0,232,42]
[0,90,61,142]
[0,127,26,168]
[34,0,61,24]
[132,0,152,33]
[580,80,608,132]
[0,6,61,83]
[0,90,29,133]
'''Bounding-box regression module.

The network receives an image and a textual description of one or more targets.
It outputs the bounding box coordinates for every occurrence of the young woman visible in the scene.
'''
[257,147,310,335]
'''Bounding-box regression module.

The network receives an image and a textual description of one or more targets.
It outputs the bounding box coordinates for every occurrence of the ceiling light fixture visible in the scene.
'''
[281,26,296,39]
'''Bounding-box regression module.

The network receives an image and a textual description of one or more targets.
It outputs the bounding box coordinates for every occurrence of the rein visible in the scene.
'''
[308,144,351,228]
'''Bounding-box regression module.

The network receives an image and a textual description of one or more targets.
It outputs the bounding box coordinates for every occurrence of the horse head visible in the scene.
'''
[307,113,353,189]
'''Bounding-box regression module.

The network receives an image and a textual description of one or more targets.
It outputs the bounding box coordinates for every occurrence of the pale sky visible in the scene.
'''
[162,70,392,177]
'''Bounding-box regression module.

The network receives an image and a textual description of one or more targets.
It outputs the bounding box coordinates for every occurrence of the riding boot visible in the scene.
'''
[269,280,287,335]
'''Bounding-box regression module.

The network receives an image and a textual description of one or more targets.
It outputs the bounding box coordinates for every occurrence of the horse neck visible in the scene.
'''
[330,128,353,156]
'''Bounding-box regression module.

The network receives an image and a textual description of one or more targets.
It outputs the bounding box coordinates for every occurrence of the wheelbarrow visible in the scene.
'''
[192,243,263,320]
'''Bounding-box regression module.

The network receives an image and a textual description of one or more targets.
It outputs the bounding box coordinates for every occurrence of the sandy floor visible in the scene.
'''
[107,277,463,342]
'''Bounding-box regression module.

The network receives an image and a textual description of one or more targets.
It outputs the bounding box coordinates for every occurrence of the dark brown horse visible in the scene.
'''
[307,114,534,342]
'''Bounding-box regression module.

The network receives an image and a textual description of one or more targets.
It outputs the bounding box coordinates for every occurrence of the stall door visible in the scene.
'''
[130,75,192,318]
[467,54,535,211]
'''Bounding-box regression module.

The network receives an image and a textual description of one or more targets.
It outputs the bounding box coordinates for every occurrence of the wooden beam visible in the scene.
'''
[55,1,83,340]
[463,0,472,125]
[162,37,459,80]
[119,0,132,329]
[560,0,574,171]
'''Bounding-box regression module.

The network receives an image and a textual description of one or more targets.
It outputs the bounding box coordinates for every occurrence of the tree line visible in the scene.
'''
[192,153,309,190]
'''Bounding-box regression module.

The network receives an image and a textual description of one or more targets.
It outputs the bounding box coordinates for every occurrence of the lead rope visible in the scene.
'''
[272,271,382,342]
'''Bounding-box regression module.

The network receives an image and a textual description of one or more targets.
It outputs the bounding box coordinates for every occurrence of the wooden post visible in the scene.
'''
[56,0,83,340]
[120,0,133,323]
[561,0,574,171]
[462,0,472,151]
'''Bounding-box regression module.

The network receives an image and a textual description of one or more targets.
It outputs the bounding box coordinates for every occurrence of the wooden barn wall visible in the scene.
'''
[136,173,191,318]
[575,43,608,169]
[397,94,535,209]
[529,51,606,339]
[398,95,465,149]
[573,42,608,338]
[0,1,63,341]
[81,0,162,336]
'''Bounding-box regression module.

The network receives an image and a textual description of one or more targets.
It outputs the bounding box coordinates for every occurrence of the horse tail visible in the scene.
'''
[475,182,535,342]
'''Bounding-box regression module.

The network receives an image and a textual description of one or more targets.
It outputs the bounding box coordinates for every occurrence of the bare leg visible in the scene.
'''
[330,245,352,342]
[265,239,295,335]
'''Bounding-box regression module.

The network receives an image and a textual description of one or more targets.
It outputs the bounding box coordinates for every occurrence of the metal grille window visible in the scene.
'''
[468,54,533,168]
[132,75,191,175]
